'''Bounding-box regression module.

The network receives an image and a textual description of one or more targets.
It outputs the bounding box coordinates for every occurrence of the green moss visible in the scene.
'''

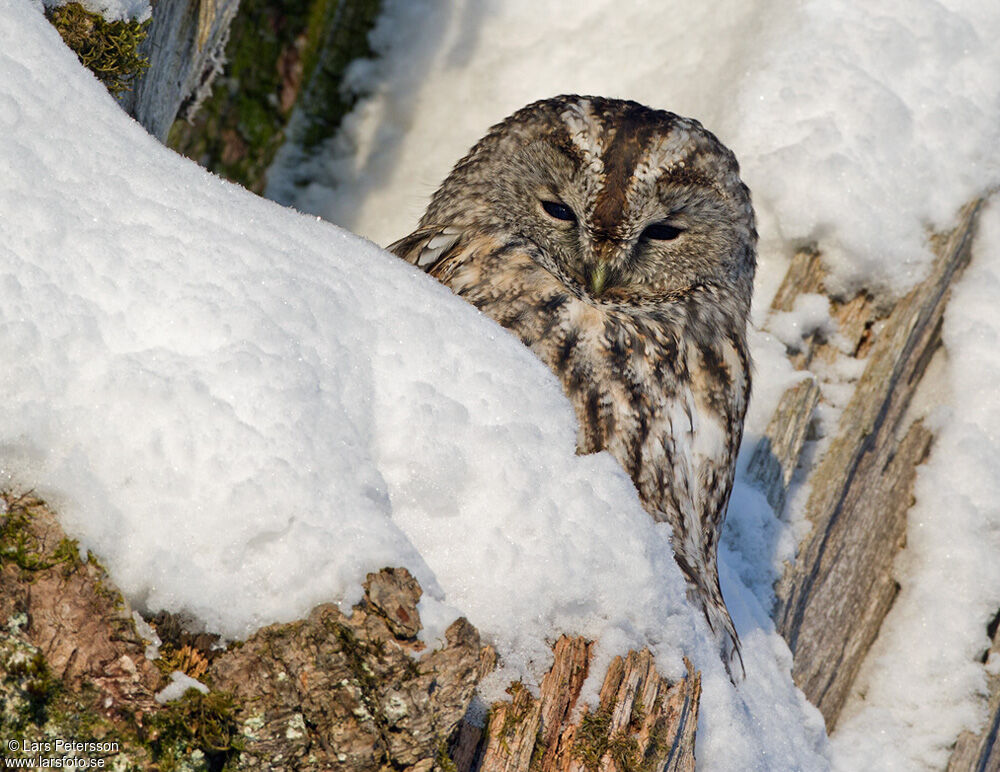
[636,716,674,772]
[294,0,382,151]
[168,0,319,192]
[0,627,241,769]
[1,637,61,727]
[331,622,381,699]
[0,496,79,572]
[46,3,150,96]
[573,708,611,771]
[168,0,383,193]
[436,737,458,772]
[146,690,243,771]
[606,732,640,772]
[52,537,84,569]
[573,708,641,772]
[529,728,547,770]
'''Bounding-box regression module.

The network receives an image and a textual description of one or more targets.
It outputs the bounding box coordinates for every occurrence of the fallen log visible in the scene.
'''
[750,200,983,729]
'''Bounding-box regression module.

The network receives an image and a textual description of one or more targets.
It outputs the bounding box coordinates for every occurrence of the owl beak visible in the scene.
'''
[588,262,609,296]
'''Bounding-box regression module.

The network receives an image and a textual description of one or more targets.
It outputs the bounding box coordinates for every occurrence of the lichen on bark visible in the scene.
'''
[0,490,486,771]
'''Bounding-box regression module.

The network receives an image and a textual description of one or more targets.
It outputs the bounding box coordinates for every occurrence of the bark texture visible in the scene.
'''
[748,200,984,730]
[210,567,484,771]
[0,491,485,769]
[117,0,241,140]
[451,636,700,772]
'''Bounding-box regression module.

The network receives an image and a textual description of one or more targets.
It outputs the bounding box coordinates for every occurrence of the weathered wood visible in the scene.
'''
[118,0,241,140]
[746,377,820,516]
[769,247,880,371]
[770,247,824,313]
[947,614,1000,772]
[455,636,699,772]
[772,199,982,729]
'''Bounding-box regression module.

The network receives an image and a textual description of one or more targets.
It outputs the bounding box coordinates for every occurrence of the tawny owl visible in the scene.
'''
[388,95,756,675]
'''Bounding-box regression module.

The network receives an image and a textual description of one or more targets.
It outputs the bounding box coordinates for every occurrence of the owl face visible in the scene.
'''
[430,96,756,311]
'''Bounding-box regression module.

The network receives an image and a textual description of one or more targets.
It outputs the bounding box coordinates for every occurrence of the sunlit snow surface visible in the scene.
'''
[266,0,1000,770]
[2,3,828,770]
[4,1,1000,770]
[40,0,151,22]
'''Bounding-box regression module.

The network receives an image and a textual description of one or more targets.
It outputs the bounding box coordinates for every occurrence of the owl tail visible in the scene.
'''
[689,580,744,682]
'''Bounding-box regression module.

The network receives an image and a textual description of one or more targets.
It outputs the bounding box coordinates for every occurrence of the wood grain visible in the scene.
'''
[454,637,699,772]
[771,200,982,729]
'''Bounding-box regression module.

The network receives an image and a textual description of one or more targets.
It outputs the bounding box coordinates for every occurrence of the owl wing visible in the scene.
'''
[387,225,464,272]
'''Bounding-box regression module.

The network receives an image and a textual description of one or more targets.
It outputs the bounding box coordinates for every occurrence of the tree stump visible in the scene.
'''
[450,637,700,772]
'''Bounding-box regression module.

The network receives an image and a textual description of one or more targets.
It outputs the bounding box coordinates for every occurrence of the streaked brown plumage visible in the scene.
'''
[389,95,756,675]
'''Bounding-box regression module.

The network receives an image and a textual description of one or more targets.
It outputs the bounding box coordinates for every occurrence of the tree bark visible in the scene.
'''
[0,491,484,769]
[118,0,241,140]
[451,637,700,772]
[749,200,984,730]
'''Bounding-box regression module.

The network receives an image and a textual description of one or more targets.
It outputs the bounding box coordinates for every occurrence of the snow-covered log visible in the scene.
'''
[752,200,984,729]
[0,492,484,769]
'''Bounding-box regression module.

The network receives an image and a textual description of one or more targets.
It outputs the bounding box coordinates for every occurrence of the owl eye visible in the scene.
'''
[541,200,577,222]
[642,222,684,241]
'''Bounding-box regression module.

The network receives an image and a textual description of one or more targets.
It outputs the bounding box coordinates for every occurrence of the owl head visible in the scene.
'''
[421,95,757,315]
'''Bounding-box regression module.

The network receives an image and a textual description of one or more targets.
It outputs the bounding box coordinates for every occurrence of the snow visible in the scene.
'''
[266,0,1000,769]
[39,0,151,23]
[766,293,832,354]
[5,0,1000,770]
[267,0,1000,299]
[155,671,210,703]
[3,3,825,769]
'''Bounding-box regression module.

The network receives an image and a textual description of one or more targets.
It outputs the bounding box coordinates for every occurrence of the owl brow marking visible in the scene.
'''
[559,100,605,178]
[591,105,660,240]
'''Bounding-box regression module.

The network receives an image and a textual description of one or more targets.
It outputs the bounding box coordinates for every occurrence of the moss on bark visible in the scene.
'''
[168,0,381,194]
